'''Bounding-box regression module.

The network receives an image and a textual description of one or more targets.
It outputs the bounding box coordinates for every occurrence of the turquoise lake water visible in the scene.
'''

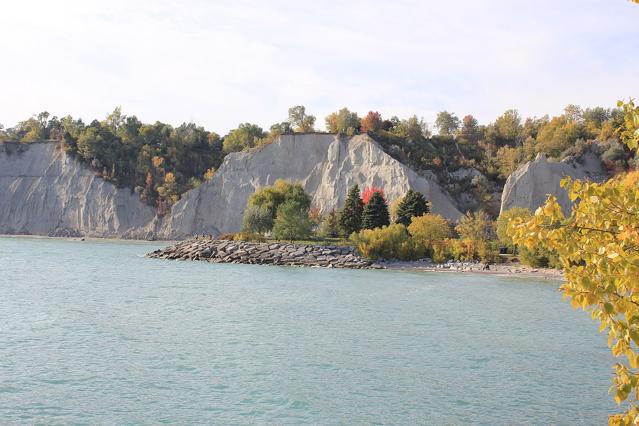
[0,237,617,424]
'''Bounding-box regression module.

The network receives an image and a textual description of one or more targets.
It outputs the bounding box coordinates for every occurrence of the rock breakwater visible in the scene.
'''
[147,239,383,269]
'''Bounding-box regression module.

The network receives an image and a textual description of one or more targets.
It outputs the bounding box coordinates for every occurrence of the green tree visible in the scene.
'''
[392,115,430,141]
[493,109,523,146]
[242,205,273,234]
[535,115,584,158]
[338,185,364,236]
[361,191,390,230]
[223,123,266,153]
[395,189,429,226]
[435,111,460,136]
[270,122,292,135]
[271,200,313,240]
[246,180,311,231]
[288,106,316,133]
[325,108,360,135]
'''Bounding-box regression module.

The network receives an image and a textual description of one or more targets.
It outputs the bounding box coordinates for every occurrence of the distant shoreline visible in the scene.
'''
[381,260,563,280]
[0,234,172,245]
[1,234,563,280]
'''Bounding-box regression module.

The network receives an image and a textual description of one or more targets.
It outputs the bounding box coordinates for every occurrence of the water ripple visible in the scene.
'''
[0,237,617,425]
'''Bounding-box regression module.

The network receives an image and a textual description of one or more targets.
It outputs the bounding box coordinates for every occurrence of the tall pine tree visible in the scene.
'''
[395,189,429,226]
[338,185,364,237]
[361,191,390,230]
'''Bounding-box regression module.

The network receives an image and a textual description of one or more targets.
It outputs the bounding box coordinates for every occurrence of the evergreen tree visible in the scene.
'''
[361,191,390,230]
[338,185,364,237]
[395,189,430,226]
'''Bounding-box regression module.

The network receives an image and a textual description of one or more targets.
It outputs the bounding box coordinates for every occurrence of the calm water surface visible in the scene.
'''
[0,237,615,425]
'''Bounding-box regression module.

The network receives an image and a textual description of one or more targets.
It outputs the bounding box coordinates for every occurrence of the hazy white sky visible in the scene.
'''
[1,0,638,133]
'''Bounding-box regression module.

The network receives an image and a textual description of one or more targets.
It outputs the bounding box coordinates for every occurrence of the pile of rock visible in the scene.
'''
[434,260,490,271]
[147,239,383,269]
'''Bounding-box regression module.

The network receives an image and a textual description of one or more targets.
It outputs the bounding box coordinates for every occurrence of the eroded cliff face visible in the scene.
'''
[158,134,462,238]
[0,135,462,239]
[500,152,607,215]
[0,142,157,238]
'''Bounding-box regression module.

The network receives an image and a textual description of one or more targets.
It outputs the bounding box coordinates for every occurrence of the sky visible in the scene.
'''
[1,0,638,134]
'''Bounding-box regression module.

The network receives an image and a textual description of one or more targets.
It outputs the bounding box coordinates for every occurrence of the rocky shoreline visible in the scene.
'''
[146,238,383,269]
[380,259,563,280]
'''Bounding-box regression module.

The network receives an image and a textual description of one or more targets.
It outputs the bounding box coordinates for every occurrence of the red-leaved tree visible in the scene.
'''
[360,111,383,133]
[361,186,385,205]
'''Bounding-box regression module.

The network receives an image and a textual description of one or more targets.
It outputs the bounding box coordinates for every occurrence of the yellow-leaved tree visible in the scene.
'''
[509,99,639,425]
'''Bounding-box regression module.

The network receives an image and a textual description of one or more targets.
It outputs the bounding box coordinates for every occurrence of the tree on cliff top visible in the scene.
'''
[288,106,316,133]
[360,111,384,133]
[325,108,360,135]
[223,123,266,153]
[435,111,460,137]
[338,185,364,237]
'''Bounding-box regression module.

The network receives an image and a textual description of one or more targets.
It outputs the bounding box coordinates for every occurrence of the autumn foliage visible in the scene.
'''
[361,186,385,205]
[360,111,384,133]
[509,99,639,425]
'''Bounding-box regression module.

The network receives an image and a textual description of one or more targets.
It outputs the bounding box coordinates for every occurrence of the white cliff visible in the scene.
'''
[0,134,462,239]
[0,142,157,238]
[158,134,461,238]
[500,152,607,215]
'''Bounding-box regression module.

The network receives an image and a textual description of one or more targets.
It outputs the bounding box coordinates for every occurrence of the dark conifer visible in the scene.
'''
[395,189,429,226]
[338,185,364,236]
[361,191,390,230]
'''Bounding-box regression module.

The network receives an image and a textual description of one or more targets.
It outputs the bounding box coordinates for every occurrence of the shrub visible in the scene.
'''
[217,233,237,241]
[350,224,418,261]
[455,210,495,241]
[319,209,340,238]
[271,200,313,241]
[519,246,560,268]
[448,238,499,263]
[431,242,450,263]
[407,214,451,256]
[235,231,266,242]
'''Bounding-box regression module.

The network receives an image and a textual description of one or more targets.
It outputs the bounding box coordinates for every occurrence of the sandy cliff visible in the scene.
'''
[0,142,157,238]
[500,152,607,215]
[0,134,462,239]
[158,134,461,238]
